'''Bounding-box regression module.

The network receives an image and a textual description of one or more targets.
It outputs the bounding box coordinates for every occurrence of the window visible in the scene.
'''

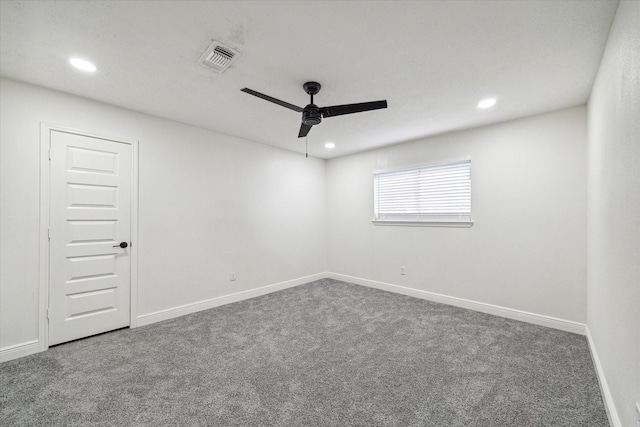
[373,159,472,226]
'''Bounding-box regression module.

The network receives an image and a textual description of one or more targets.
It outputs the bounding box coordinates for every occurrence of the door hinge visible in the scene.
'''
[48,228,51,241]
[48,148,51,161]
[47,309,51,320]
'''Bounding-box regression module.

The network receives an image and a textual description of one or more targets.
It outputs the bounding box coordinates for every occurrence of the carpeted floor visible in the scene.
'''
[1,279,608,426]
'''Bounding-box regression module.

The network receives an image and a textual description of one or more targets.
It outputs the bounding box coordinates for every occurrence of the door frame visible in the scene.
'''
[38,122,139,352]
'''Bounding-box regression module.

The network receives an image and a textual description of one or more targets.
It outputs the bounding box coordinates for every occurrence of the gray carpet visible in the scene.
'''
[1,279,608,426]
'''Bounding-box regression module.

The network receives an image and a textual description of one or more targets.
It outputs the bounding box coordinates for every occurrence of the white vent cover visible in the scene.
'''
[198,41,241,73]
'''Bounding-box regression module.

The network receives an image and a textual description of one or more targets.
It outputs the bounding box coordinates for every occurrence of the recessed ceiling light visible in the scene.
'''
[477,98,496,109]
[325,142,335,149]
[69,57,97,72]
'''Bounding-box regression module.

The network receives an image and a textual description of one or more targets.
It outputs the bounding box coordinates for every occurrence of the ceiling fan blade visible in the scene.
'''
[241,88,304,112]
[298,123,312,138]
[320,100,388,118]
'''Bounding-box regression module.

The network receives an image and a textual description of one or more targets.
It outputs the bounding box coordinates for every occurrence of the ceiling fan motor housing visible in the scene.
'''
[302,104,322,126]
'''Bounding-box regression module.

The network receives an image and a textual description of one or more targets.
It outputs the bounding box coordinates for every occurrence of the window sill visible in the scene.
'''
[371,220,474,228]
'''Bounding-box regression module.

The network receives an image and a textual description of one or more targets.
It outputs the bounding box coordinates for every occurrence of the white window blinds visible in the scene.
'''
[373,160,471,223]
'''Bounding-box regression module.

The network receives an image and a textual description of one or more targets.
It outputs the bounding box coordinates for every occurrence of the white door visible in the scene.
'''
[49,130,132,346]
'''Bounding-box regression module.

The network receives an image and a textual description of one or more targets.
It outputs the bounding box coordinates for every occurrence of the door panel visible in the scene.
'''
[67,183,118,207]
[49,131,131,346]
[67,220,118,243]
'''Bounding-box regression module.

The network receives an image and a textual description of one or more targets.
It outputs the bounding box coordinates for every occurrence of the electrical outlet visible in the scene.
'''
[400,266,406,275]
[230,272,237,281]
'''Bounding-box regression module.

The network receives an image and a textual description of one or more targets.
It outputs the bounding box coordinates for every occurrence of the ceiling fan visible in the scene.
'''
[241,82,387,138]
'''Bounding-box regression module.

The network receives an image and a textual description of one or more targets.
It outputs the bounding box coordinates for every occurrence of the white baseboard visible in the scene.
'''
[586,327,622,427]
[0,273,589,366]
[0,340,40,363]
[327,273,586,335]
[136,272,327,327]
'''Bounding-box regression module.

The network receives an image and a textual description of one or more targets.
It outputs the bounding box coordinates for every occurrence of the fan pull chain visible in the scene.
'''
[305,136,308,158]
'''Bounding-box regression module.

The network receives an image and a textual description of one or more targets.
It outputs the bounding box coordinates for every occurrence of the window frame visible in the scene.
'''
[372,158,473,227]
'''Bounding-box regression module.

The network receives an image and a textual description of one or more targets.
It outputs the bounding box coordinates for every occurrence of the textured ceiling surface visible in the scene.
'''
[0,0,618,159]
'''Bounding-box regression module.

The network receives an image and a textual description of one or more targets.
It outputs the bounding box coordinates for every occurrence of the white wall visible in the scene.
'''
[587,1,640,426]
[327,106,588,323]
[0,77,327,350]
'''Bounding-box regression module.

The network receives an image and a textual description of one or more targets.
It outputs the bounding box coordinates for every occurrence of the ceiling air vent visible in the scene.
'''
[198,41,241,73]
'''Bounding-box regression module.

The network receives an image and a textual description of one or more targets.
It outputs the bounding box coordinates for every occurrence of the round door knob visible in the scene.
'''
[113,242,128,248]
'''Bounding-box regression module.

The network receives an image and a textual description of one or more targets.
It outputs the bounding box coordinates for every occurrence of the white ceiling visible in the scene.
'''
[0,0,618,159]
